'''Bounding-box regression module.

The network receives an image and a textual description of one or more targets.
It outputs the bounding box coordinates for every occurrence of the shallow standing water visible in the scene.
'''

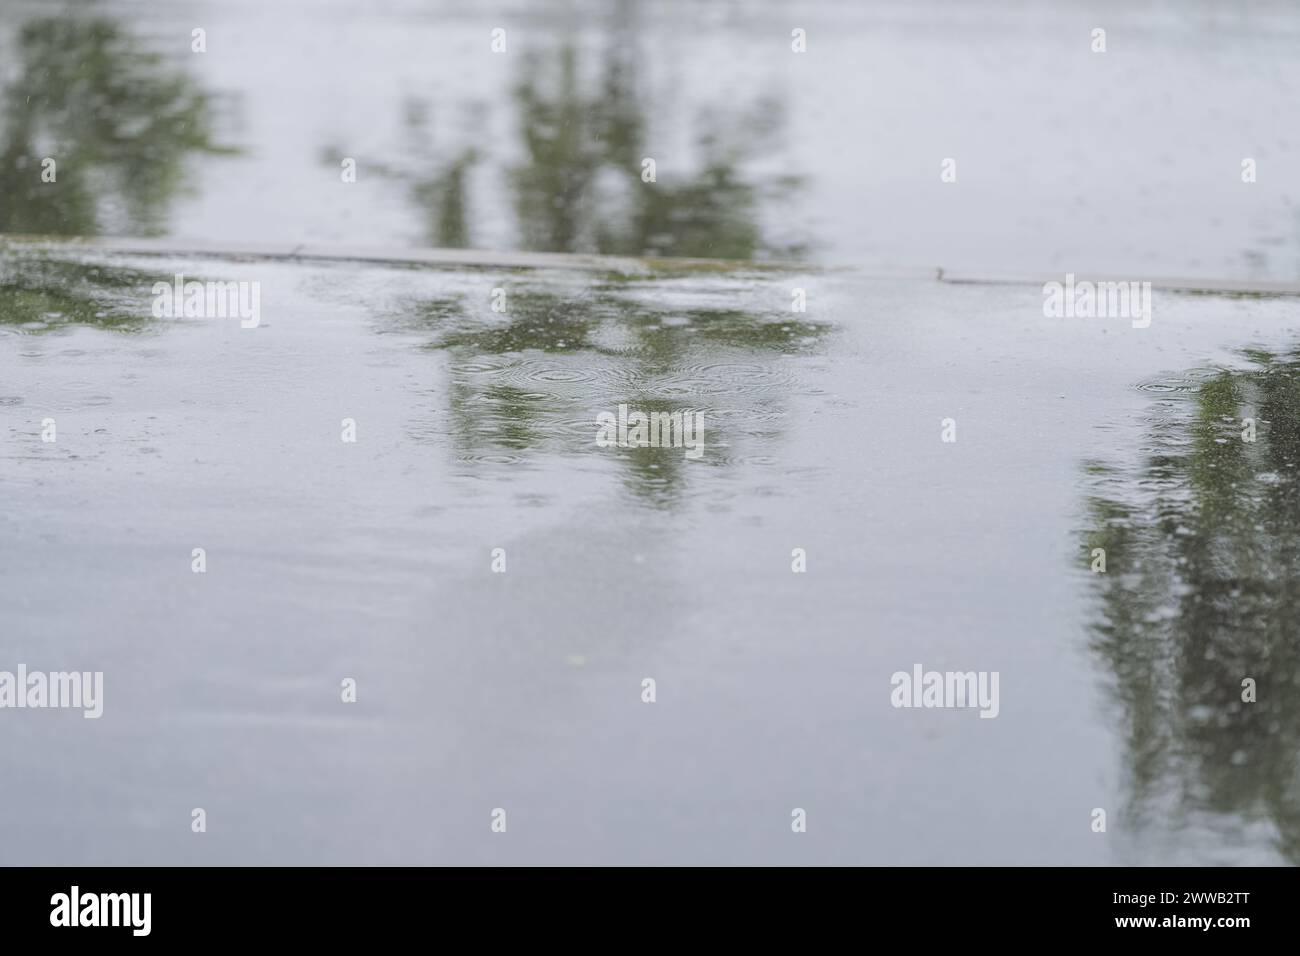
[4,0,1300,865]
[2,245,1298,864]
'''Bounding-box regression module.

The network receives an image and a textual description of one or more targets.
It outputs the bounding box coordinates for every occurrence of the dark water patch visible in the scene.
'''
[0,252,165,332]
[385,273,833,509]
[359,29,809,261]
[0,16,232,237]
[1082,345,1300,864]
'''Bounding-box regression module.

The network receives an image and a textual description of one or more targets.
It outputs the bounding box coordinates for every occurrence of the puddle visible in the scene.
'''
[2,246,1298,863]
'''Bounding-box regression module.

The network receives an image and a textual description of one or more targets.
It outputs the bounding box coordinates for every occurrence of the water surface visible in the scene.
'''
[3,0,1300,278]
[2,245,1298,863]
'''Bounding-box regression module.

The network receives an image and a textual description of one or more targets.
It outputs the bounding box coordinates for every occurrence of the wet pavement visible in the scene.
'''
[2,242,1299,863]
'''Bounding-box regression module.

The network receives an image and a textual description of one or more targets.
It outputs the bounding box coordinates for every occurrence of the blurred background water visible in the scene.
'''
[3,0,1300,866]
[2,0,1299,277]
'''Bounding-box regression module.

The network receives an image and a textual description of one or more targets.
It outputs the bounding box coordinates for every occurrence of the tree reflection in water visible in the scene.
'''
[393,274,828,508]
[1083,347,1300,862]
[0,18,228,237]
